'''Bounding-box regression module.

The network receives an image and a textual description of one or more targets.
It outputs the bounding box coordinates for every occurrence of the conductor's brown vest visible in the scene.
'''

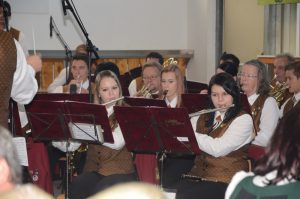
[189,111,250,183]
[0,31,17,128]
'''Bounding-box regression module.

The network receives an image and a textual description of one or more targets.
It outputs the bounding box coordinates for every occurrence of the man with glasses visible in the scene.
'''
[129,61,163,99]
[238,60,279,148]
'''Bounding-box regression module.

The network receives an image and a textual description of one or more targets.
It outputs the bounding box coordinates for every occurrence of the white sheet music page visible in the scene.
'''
[12,137,28,166]
[68,122,104,142]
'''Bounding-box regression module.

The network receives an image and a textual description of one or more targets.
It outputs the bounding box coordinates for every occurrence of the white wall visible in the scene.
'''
[8,0,216,82]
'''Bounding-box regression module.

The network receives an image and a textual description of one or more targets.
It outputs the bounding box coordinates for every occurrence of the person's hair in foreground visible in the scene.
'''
[88,182,166,199]
[255,106,300,184]
[0,126,22,186]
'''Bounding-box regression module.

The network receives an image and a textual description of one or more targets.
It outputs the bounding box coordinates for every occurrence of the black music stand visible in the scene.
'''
[124,97,167,107]
[114,106,200,185]
[25,100,113,198]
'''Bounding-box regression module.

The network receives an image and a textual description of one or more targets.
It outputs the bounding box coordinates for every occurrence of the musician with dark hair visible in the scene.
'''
[69,70,136,199]
[176,73,253,199]
[226,106,300,199]
[280,61,300,117]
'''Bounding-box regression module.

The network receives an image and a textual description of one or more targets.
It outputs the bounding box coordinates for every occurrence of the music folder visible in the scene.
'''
[114,106,201,155]
[124,96,167,107]
[25,100,114,143]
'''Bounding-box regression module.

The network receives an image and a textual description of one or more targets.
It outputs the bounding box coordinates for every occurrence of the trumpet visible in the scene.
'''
[189,104,235,118]
[136,84,151,98]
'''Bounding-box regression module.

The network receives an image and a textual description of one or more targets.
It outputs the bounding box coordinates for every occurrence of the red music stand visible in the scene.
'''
[114,106,201,185]
[25,100,113,198]
[25,100,113,143]
[181,93,209,114]
[124,97,167,107]
[182,93,252,115]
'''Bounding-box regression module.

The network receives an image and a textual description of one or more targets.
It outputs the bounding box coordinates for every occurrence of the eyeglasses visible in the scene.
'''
[143,75,159,81]
[238,73,258,79]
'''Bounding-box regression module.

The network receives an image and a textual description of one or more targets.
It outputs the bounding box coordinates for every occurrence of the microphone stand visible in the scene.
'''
[51,17,72,83]
[62,0,99,103]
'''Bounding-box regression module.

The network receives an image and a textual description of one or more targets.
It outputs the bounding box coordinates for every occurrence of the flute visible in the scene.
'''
[189,104,235,118]
[102,97,124,106]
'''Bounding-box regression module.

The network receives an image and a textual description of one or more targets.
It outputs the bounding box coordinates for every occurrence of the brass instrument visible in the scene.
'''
[269,75,288,106]
[136,84,151,98]
[163,57,178,67]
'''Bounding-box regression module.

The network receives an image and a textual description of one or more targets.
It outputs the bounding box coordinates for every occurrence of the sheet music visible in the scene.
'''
[68,122,104,142]
[12,137,28,166]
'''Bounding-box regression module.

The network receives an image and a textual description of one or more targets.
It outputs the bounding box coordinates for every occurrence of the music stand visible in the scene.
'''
[185,80,208,93]
[114,106,200,185]
[182,93,252,115]
[25,100,113,198]
[181,93,209,114]
[124,97,167,107]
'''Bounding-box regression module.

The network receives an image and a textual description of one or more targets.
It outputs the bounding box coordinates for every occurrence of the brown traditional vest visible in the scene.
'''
[283,97,300,116]
[83,112,134,176]
[10,27,20,41]
[189,111,250,183]
[0,31,17,128]
[251,95,268,133]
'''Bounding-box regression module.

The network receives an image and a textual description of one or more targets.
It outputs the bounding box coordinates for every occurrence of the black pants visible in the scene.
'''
[176,179,228,199]
[160,154,195,189]
[69,171,137,199]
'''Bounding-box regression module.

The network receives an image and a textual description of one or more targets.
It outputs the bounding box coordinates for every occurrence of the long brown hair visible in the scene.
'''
[254,107,300,184]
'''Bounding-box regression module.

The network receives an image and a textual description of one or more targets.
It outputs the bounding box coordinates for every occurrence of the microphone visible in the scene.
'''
[61,0,67,16]
[50,16,53,37]
[70,84,77,94]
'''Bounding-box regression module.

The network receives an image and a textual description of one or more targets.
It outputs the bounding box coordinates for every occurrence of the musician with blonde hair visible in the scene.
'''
[69,70,136,199]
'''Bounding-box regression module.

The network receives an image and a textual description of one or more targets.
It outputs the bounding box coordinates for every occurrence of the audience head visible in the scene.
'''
[219,52,240,66]
[273,53,295,83]
[68,55,89,84]
[75,44,87,55]
[285,61,300,94]
[238,59,270,97]
[95,62,120,80]
[142,62,163,93]
[94,70,122,105]
[88,182,166,199]
[146,52,164,65]
[208,72,241,123]
[216,62,238,79]
[0,126,22,193]
[255,106,300,185]
[0,1,11,31]
[161,64,185,106]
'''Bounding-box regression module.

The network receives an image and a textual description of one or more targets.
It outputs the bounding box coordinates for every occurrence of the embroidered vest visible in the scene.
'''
[0,31,17,128]
[283,97,300,116]
[190,111,250,183]
[251,95,268,133]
